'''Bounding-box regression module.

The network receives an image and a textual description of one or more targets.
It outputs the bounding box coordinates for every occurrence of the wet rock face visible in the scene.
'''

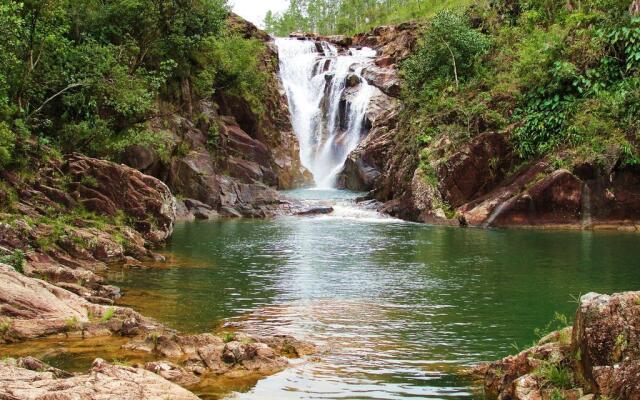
[436,132,515,209]
[476,292,640,400]
[0,358,199,400]
[335,23,416,196]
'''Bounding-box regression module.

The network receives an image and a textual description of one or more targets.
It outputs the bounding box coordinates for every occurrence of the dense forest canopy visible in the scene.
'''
[0,0,269,168]
[264,0,472,36]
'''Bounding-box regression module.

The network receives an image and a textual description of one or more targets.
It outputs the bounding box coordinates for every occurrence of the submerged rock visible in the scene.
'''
[295,206,334,216]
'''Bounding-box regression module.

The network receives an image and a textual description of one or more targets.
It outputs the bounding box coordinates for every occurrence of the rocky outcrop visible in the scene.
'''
[475,292,640,400]
[65,154,176,243]
[0,358,199,400]
[338,86,401,192]
[331,21,640,230]
[352,22,421,67]
[335,23,419,199]
[0,263,160,343]
[0,153,176,300]
[124,331,314,379]
[573,292,640,398]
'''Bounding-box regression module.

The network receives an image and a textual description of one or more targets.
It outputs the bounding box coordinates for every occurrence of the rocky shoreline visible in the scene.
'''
[0,150,315,398]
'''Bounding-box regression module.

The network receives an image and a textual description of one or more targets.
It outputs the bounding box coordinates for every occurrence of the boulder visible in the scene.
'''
[295,206,334,216]
[487,170,584,227]
[338,89,400,192]
[0,263,90,342]
[593,360,640,399]
[436,132,514,209]
[572,292,640,394]
[0,263,161,343]
[362,66,401,97]
[477,291,640,400]
[169,150,222,209]
[124,332,313,379]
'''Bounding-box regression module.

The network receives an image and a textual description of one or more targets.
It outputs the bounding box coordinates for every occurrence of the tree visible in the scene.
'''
[402,10,489,91]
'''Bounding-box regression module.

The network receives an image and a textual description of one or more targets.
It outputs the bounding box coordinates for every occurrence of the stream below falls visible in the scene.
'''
[115,190,639,399]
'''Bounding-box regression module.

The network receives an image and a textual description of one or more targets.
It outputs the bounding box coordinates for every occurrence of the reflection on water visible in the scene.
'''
[4,190,638,399]
[108,190,640,399]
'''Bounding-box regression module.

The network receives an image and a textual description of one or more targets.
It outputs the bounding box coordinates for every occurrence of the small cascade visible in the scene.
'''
[483,197,515,228]
[276,38,376,188]
[581,183,593,229]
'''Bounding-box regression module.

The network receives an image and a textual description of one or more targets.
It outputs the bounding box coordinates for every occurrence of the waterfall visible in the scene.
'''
[276,38,376,189]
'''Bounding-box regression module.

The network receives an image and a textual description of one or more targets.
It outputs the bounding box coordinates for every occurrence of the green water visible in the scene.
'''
[109,189,639,399]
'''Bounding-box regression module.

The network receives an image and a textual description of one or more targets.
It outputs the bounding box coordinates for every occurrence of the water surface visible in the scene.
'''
[110,189,639,399]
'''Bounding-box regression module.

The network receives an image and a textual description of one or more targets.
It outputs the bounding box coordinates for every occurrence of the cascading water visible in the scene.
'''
[276,38,376,188]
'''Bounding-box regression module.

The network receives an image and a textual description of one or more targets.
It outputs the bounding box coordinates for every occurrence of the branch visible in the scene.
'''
[440,37,459,90]
[28,82,86,118]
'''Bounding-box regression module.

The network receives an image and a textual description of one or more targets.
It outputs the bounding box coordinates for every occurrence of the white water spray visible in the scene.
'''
[276,38,376,188]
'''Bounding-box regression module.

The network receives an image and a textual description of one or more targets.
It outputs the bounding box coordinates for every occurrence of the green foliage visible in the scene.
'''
[403,11,490,90]
[0,122,16,169]
[101,308,116,323]
[534,312,572,340]
[206,34,268,116]
[399,0,638,175]
[534,361,574,389]
[65,316,80,333]
[0,249,25,274]
[220,332,235,343]
[0,0,239,162]
[207,123,221,152]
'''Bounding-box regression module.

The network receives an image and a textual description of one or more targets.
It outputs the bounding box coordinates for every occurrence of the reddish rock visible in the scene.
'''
[65,154,176,243]
[338,89,400,192]
[362,66,401,97]
[0,358,199,400]
[572,292,640,391]
[437,132,514,209]
[489,170,583,227]
[593,361,640,399]
[227,157,264,184]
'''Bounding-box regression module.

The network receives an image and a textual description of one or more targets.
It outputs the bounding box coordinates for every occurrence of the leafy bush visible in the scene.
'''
[0,249,25,274]
[101,308,116,323]
[0,0,231,161]
[191,18,271,116]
